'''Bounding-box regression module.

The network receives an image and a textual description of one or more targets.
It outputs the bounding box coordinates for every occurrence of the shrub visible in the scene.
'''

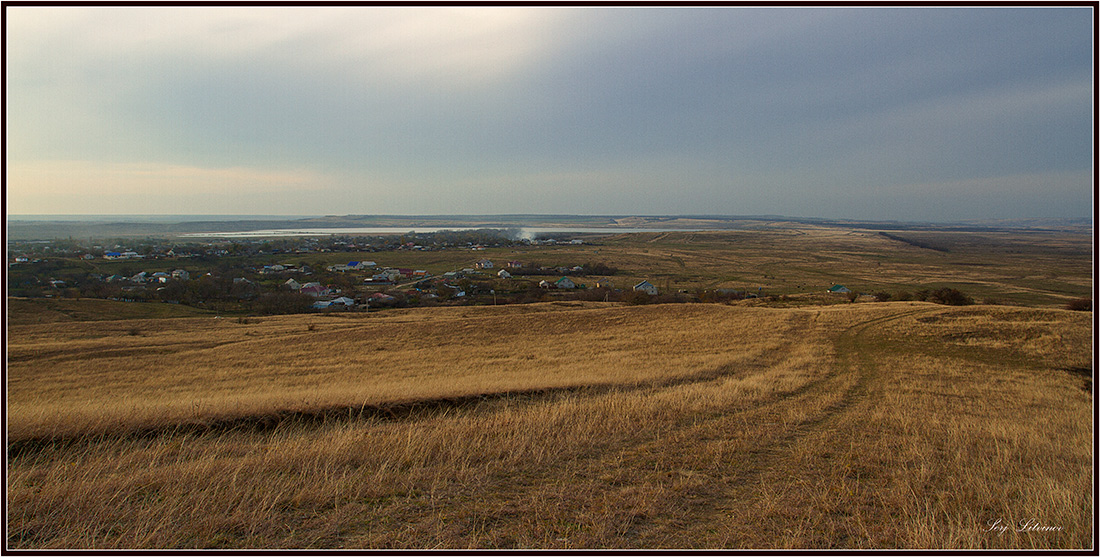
[872,291,892,302]
[1066,298,1092,311]
[927,288,973,306]
[625,291,653,305]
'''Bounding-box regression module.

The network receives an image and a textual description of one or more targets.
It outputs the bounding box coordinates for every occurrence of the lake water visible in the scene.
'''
[181,227,709,238]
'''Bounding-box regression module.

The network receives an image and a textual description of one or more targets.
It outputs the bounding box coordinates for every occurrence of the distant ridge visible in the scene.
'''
[5,214,1091,240]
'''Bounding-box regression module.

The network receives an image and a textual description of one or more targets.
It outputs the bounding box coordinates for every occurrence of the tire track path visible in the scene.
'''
[615,307,935,547]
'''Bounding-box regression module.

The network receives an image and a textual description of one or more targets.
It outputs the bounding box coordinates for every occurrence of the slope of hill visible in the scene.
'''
[6,301,1091,549]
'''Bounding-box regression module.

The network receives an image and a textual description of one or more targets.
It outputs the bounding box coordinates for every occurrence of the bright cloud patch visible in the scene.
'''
[8,161,329,214]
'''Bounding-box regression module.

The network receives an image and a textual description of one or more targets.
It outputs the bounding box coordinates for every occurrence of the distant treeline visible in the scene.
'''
[878,232,949,253]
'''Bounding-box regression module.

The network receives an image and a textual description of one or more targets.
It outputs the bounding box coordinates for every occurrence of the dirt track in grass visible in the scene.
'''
[7,301,1092,549]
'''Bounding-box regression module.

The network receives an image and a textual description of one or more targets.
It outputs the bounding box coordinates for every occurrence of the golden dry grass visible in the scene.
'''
[6,301,1093,549]
[491,227,1092,306]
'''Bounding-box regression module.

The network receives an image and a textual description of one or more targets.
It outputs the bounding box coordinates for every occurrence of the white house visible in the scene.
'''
[372,269,401,282]
[284,278,302,290]
[633,280,658,295]
[497,269,512,279]
[555,277,576,289]
[330,296,356,307]
[171,269,190,281]
[330,261,374,272]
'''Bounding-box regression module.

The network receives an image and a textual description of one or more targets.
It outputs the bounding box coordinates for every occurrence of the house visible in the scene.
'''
[329,261,367,272]
[507,261,523,268]
[497,269,512,279]
[633,280,658,295]
[475,259,494,269]
[104,252,123,259]
[371,269,401,282]
[828,285,851,294]
[555,276,576,289]
[284,278,302,290]
[595,278,613,289]
[300,284,329,297]
[171,269,190,281]
[330,296,356,307]
[368,292,398,306]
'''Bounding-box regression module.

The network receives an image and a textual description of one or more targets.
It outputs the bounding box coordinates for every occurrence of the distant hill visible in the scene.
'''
[5,214,1092,240]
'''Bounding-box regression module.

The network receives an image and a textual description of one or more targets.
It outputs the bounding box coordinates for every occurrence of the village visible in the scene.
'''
[5,231,717,313]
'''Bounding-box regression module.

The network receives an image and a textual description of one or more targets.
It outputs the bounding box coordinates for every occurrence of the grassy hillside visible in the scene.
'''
[6,297,216,326]
[6,301,1092,549]
[272,226,1090,306]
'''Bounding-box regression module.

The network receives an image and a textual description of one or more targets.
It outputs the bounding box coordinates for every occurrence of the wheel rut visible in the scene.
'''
[624,307,936,547]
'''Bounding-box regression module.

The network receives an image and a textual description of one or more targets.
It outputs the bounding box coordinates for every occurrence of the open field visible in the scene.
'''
[497,226,1092,306]
[6,300,1092,549]
[180,226,1095,307]
[6,297,217,325]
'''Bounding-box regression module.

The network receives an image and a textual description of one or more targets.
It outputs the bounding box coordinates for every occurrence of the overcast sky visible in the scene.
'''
[5,6,1094,221]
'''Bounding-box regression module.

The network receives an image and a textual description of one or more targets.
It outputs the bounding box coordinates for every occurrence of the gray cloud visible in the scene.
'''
[6,6,1093,219]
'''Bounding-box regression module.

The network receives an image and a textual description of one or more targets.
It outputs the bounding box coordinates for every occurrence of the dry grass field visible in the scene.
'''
[457,227,1092,306]
[6,299,1092,549]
